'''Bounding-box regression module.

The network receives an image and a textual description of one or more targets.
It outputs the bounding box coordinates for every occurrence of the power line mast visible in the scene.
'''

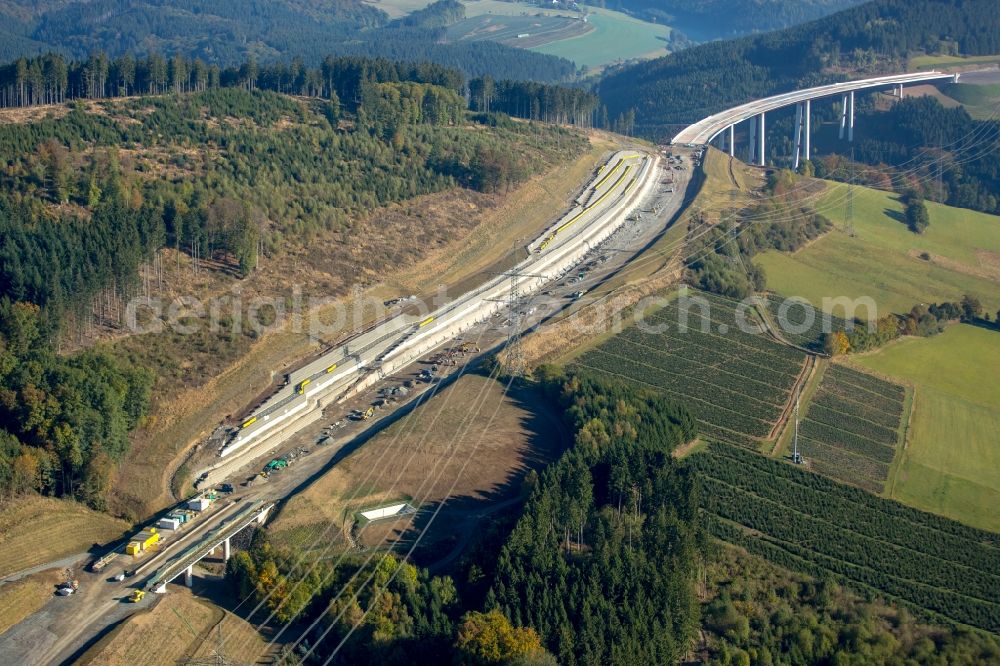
[792,392,803,465]
[504,239,530,378]
[177,617,240,666]
[506,266,526,377]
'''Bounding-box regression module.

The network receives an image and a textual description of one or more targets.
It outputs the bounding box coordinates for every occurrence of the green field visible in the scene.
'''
[365,0,671,69]
[755,181,1000,317]
[938,82,1000,120]
[854,324,1000,533]
[529,9,671,70]
[909,53,1000,71]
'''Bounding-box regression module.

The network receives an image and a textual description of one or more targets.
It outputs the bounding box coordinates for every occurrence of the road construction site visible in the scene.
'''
[191,150,661,488]
[0,146,699,665]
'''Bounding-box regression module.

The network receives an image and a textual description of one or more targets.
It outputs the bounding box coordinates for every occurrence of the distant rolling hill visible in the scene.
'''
[0,0,580,82]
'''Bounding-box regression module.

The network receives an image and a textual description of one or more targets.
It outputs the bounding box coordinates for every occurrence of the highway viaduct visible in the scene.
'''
[141,499,274,592]
[671,71,959,166]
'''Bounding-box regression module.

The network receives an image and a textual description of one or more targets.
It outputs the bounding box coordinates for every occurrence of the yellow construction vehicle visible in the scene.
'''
[361,406,375,420]
[296,378,311,394]
[128,589,145,603]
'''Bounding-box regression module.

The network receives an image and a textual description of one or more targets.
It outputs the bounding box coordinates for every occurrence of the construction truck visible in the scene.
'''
[128,589,145,603]
[361,406,375,420]
[264,458,288,471]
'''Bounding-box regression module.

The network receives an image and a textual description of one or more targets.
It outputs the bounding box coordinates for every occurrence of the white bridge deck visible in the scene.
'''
[672,71,958,146]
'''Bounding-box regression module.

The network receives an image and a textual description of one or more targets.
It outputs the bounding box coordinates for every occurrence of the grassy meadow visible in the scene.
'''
[755,181,1000,317]
[909,54,1000,71]
[529,9,671,71]
[854,324,1000,533]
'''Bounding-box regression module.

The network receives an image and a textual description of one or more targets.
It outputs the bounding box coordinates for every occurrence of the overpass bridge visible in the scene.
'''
[143,499,273,592]
[671,72,959,167]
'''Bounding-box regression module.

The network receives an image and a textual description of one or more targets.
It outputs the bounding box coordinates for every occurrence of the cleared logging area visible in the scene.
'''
[571,289,806,448]
[690,442,1000,634]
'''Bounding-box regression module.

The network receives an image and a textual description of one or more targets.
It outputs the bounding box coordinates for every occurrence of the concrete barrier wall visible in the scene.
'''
[199,154,660,479]
[360,503,410,521]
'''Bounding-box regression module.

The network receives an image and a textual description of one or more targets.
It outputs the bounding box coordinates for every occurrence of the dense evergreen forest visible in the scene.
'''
[489,369,701,665]
[815,96,1000,215]
[699,545,1000,664]
[0,51,597,131]
[598,0,1000,138]
[0,0,579,83]
[469,78,599,126]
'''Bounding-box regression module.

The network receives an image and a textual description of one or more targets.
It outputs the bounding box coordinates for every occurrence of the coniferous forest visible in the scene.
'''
[816,96,1000,215]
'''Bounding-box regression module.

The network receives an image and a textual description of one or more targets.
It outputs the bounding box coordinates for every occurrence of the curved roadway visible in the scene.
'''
[671,71,958,145]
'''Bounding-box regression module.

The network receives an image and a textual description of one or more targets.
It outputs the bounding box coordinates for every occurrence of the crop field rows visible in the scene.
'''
[797,365,906,492]
[763,293,850,352]
[690,442,1000,634]
[573,290,806,447]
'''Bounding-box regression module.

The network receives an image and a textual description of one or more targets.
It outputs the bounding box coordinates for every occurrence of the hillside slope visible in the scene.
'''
[0,0,578,81]
[0,80,594,517]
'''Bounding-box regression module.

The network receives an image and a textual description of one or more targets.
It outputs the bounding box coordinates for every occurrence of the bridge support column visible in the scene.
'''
[839,94,847,139]
[793,103,803,170]
[848,90,855,142]
[223,537,231,561]
[757,112,765,166]
[184,565,193,588]
[728,125,735,157]
[897,83,904,99]
[804,99,811,162]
